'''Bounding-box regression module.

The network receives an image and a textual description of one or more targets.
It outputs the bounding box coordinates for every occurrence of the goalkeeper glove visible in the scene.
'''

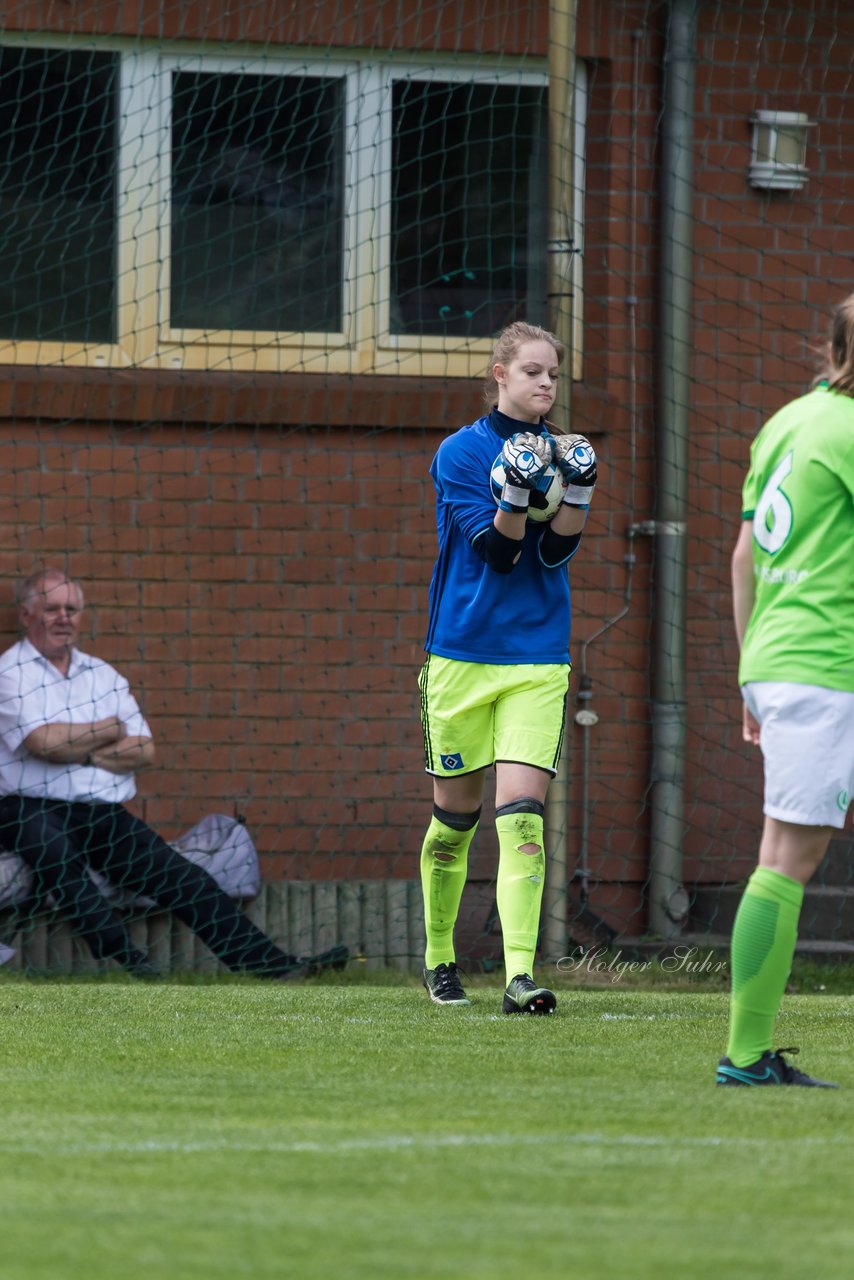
[553,434,597,508]
[498,432,554,514]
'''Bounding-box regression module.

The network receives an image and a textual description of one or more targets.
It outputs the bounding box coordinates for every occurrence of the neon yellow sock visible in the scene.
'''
[726,866,804,1067]
[495,811,546,982]
[420,814,477,969]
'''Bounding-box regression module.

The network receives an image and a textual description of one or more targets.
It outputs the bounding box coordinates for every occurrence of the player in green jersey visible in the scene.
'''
[717,295,854,1088]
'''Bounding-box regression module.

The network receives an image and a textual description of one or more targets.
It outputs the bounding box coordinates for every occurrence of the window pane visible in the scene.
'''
[0,48,117,343]
[391,80,548,338]
[171,72,344,332]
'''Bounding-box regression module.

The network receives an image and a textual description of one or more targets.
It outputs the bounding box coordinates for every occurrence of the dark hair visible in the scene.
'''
[482,322,565,409]
[817,294,854,397]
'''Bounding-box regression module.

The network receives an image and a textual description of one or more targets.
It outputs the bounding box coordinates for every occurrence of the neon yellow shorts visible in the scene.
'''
[418,653,570,778]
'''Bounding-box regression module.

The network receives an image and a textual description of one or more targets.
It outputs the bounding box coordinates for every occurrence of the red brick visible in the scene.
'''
[0,2,848,925]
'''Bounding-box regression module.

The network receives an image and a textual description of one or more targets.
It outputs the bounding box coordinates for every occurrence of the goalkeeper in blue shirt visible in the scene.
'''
[418,321,597,1014]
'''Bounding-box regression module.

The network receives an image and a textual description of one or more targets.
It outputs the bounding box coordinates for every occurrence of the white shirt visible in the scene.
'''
[0,638,152,803]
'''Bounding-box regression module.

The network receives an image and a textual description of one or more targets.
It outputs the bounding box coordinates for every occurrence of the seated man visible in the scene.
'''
[0,568,346,980]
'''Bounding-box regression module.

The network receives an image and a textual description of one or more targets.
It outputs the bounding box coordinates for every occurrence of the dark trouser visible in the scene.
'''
[0,795,296,976]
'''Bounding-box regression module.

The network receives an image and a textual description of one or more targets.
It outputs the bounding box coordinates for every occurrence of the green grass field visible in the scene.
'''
[1,971,852,1280]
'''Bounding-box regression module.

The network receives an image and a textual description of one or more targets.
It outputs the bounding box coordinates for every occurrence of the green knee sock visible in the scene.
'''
[726,866,804,1067]
[495,811,546,982]
[420,814,478,969]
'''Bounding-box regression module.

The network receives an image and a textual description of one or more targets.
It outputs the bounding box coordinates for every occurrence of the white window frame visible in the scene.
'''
[150,51,358,371]
[0,36,128,369]
[365,63,551,373]
[0,36,586,380]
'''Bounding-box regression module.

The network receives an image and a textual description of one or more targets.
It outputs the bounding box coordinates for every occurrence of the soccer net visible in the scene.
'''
[0,1,851,976]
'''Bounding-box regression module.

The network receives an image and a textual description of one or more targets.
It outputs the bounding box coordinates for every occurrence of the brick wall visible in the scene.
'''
[1,1,852,946]
[0,418,441,873]
[569,2,854,934]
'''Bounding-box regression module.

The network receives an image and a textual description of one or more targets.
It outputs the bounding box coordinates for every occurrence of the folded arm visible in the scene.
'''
[23,716,126,763]
[89,735,156,774]
[22,718,156,772]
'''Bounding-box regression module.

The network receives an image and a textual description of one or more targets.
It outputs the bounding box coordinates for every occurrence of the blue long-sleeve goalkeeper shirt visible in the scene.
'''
[424,408,574,665]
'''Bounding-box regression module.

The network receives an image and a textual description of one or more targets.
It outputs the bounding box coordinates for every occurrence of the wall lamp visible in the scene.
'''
[749,110,813,191]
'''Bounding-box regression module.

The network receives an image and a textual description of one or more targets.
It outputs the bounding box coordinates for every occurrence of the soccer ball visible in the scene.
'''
[490,453,568,522]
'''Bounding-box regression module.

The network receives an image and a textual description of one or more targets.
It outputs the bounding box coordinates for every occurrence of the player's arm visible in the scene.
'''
[547,504,587,537]
[731,519,755,648]
[475,433,552,573]
[23,716,125,763]
[540,434,596,568]
[731,517,760,745]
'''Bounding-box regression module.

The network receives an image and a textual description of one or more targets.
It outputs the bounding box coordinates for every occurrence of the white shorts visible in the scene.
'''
[742,681,854,828]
